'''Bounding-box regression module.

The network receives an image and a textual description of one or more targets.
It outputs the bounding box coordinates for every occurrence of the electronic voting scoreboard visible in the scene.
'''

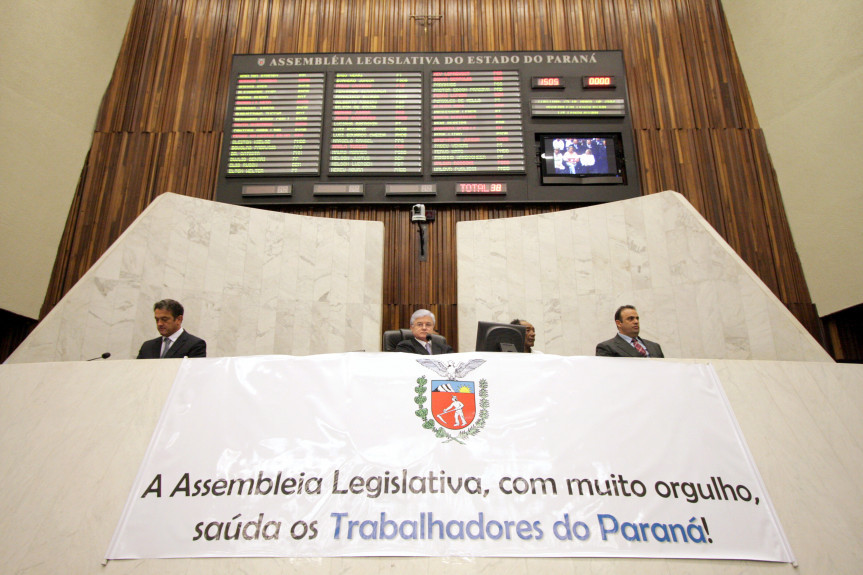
[216,51,641,206]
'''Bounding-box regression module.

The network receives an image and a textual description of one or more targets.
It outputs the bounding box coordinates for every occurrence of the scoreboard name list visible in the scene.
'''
[219,51,637,204]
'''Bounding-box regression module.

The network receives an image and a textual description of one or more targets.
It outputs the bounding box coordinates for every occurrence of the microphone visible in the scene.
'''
[87,352,111,361]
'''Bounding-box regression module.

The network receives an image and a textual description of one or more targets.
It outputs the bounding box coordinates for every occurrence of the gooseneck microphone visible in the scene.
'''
[87,352,111,361]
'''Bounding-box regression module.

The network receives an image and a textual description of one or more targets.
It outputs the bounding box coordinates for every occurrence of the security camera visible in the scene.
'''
[411,204,426,222]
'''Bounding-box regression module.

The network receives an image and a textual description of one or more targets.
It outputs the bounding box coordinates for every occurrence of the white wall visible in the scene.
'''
[0,0,135,319]
[722,0,863,315]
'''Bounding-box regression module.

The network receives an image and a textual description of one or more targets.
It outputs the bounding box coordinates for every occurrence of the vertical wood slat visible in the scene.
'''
[41,0,822,347]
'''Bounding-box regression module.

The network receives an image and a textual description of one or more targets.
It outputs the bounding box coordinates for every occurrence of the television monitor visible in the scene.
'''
[538,134,627,185]
[475,321,526,353]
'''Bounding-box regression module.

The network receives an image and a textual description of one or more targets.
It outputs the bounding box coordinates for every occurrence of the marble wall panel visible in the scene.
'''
[5,193,384,363]
[457,191,832,362]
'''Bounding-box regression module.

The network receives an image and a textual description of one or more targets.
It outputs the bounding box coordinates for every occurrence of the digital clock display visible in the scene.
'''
[531,76,565,89]
[582,75,616,89]
[456,183,508,195]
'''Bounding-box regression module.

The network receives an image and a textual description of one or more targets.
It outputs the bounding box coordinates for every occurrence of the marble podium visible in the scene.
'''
[3,190,863,574]
[6,193,385,362]
[457,191,830,361]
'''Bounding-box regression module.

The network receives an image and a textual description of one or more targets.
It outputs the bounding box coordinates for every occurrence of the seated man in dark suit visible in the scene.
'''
[596,305,664,358]
[395,309,454,355]
[511,318,541,353]
[137,299,207,359]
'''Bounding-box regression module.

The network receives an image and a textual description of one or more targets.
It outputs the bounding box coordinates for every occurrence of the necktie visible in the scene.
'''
[633,339,648,357]
[160,337,171,358]
[425,341,432,355]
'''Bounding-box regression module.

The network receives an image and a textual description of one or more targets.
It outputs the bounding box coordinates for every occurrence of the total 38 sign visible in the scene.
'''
[105,354,794,562]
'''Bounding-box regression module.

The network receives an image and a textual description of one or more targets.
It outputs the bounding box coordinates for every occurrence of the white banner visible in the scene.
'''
[106,353,794,562]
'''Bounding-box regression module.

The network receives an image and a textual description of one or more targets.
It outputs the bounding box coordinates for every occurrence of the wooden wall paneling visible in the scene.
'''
[323,0,342,52]
[201,0,232,130]
[368,0,384,52]
[226,0,259,54]
[714,0,760,128]
[365,0,382,52]
[442,0,461,50]
[635,0,660,122]
[491,0,506,49]
[669,1,701,128]
[733,129,782,292]
[513,0,530,50]
[324,0,341,51]
[509,0,522,49]
[665,1,699,130]
[140,0,182,131]
[391,0,408,51]
[692,130,739,244]
[36,0,825,354]
[586,1,608,49]
[278,0,303,53]
[93,0,138,131]
[160,1,189,131]
[303,0,326,51]
[542,0,565,48]
[619,0,660,129]
[339,0,355,51]
[686,129,727,233]
[710,129,761,284]
[750,129,812,306]
[353,0,370,52]
[640,129,673,194]
[647,1,683,130]
[41,151,88,318]
[675,0,725,129]
[710,128,790,300]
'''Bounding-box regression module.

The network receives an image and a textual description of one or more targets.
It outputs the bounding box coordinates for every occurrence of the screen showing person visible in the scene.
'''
[538,133,627,186]
[552,137,611,175]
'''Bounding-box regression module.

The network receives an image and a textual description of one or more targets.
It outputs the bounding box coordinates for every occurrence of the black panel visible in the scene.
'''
[216,51,641,206]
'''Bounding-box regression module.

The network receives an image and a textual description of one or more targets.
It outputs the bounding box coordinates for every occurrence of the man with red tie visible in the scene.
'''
[596,305,664,358]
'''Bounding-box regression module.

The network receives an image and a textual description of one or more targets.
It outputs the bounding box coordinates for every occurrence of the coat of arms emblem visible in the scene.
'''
[413,359,488,443]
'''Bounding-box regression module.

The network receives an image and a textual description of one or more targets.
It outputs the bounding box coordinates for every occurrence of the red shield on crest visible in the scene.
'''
[430,380,476,430]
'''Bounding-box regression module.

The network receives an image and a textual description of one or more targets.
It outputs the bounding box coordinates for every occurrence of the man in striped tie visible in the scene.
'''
[595,305,664,358]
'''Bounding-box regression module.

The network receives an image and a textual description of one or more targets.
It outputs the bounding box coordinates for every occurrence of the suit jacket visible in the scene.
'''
[137,330,207,359]
[395,337,454,355]
[595,334,663,358]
